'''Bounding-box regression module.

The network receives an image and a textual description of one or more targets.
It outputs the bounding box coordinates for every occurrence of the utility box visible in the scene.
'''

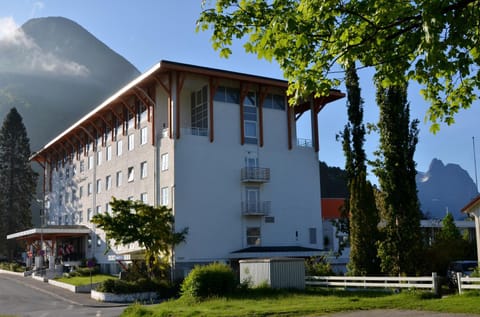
[239,258,305,289]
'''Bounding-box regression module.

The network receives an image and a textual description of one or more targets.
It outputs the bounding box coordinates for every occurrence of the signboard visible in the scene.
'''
[107,254,131,261]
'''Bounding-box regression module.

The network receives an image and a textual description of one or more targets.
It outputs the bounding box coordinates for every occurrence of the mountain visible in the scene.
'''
[320,161,348,198]
[0,16,140,151]
[416,158,478,220]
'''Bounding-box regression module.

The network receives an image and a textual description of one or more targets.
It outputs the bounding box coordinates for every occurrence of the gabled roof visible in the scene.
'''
[461,194,480,213]
[30,60,344,163]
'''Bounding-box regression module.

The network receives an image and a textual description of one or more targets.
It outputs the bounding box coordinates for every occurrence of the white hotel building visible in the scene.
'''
[15,61,344,277]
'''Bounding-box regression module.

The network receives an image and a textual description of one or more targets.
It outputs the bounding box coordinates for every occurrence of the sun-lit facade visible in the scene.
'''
[27,61,344,277]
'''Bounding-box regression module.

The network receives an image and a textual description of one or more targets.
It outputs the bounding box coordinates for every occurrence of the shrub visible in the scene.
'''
[68,266,99,277]
[96,277,176,297]
[180,262,236,299]
[305,256,334,276]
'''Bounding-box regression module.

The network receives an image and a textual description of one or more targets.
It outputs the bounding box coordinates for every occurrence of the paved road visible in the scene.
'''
[0,273,127,317]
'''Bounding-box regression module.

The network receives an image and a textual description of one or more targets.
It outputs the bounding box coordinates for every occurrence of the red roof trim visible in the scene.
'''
[461,194,480,213]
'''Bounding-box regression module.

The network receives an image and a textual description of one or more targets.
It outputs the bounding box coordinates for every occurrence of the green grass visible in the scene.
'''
[54,274,115,286]
[120,288,480,317]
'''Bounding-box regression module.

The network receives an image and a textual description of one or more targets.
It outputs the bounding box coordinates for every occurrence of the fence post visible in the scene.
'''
[432,272,439,296]
[457,272,463,294]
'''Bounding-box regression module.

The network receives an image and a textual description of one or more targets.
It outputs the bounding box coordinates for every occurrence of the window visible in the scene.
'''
[247,227,261,246]
[72,165,76,176]
[96,179,102,193]
[309,228,317,244]
[65,192,69,204]
[87,183,92,195]
[79,186,83,198]
[190,86,208,136]
[106,203,112,214]
[116,171,123,187]
[140,127,148,145]
[79,160,85,173]
[88,156,94,170]
[128,166,135,182]
[243,98,258,144]
[97,151,102,165]
[66,168,70,178]
[117,140,123,156]
[140,192,148,204]
[87,208,93,221]
[106,145,112,161]
[263,93,286,110]
[96,205,102,215]
[105,175,112,190]
[71,189,76,202]
[128,134,135,151]
[161,153,169,171]
[161,187,169,206]
[140,161,147,179]
[214,86,240,103]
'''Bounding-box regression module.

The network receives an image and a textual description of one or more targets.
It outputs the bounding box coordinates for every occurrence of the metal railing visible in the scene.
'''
[241,167,270,182]
[182,127,208,137]
[241,201,271,216]
[297,138,313,148]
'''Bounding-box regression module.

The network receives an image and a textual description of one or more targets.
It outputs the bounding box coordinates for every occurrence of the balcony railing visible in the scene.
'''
[182,127,208,137]
[297,138,313,148]
[241,201,271,216]
[241,167,271,183]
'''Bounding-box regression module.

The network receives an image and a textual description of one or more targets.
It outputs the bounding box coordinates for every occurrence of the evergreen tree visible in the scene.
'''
[0,108,37,260]
[342,64,380,275]
[437,213,462,242]
[374,82,423,275]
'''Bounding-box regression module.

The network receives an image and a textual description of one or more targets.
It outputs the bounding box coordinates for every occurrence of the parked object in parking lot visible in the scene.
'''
[446,260,478,288]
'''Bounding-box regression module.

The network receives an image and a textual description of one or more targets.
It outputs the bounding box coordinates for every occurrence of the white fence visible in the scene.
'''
[456,273,480,294]
[306,273,439,294]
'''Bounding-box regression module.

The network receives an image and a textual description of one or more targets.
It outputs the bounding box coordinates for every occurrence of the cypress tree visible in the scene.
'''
[374,82,423,275]
[342,63,380,275]
[0,108,37,260]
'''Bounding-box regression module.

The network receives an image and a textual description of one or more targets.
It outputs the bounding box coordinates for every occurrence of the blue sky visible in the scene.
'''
[2,0,480,187]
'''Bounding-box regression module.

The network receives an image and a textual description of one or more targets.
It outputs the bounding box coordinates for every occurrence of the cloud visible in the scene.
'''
[30,1,45,18]
[0,16,90,77]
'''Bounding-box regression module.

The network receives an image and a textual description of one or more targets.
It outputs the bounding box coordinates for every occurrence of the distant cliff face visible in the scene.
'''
[416,158,478,220]
[0,16,140,151]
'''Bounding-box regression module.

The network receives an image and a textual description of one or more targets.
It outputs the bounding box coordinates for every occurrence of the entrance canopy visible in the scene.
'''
[6,225,90,241]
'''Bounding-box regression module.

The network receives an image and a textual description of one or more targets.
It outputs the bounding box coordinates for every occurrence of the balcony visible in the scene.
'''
[241,201,271,216]
[241,167,270,183]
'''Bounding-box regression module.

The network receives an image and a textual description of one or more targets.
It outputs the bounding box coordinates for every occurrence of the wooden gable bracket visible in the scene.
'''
[257,85,270,148]
[155,73,173,139]
[209,77,220,143]
[110,106,125,137]
[175,72,186,139]
[97,112,114,143]
[70,132,85,160]
[120,99,137,130]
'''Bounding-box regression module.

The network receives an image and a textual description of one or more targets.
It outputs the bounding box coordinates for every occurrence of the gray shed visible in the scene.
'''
[239,258,305,289]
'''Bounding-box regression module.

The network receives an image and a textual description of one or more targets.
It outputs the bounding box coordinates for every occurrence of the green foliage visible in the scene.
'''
[424,213,475,275]
[180,263,236,299]
[0,108,37,260]
[437,213,462,242]
[0,262,25,272]
[373,82,423,275]
[341,64,380,276]
[319,161,348,198]
[67,266,99,277]
[198,0,480,130]
[305,256,334,276]
[97,277,174,295]
[91,198,188,274]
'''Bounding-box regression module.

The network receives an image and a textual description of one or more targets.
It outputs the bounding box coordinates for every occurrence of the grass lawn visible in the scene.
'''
[54,274,115,286]
[121,288,480,317]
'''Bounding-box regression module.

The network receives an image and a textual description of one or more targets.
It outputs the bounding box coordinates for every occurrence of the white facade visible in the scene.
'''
[32,61,344,276]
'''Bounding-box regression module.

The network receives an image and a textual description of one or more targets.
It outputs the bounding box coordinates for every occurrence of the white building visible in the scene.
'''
[12,61,344,277]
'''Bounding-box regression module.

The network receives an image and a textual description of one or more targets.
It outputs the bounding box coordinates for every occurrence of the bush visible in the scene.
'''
[305,256,334,276]
[96,277,176,297]
[68,266,99,277]
[0,262,25,272]
[180,262,236,299]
